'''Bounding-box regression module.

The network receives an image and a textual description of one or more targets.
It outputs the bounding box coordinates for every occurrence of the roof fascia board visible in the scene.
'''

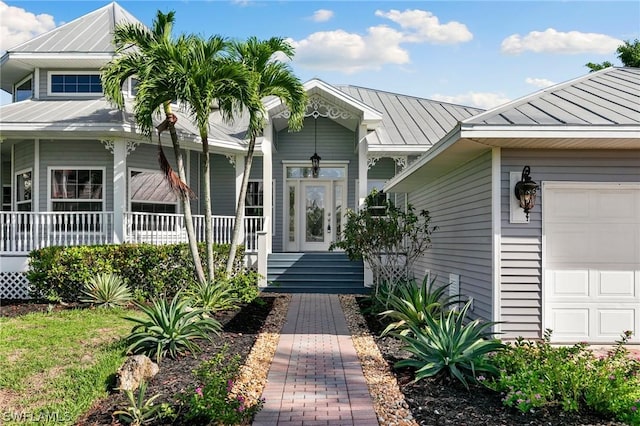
[5,53,114,60]
[367,145,430,153]
[460,124,640,139]
[384,124,462,191]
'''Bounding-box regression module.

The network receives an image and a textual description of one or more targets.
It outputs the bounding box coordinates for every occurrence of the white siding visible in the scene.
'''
[408,150,494,320]
[500,149,640,339]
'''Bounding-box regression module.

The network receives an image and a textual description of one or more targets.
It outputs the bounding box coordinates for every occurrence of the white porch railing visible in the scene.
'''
[1,212,263,254]
[0,211,115,253]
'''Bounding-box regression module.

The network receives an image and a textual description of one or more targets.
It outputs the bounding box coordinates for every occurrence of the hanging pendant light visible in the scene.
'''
[310,117,321,178]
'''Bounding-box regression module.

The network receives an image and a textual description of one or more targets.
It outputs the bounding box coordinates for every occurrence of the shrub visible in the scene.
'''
[113,380,164,425]
[181,346,263,425]
[187,280,240,313]
[124,293,221,363]
[396,300,504,389]
[486,330,640,424]
[379,275,456,337]
[27,243,245,302]
[226,270,261,304]
[81,272,132,308]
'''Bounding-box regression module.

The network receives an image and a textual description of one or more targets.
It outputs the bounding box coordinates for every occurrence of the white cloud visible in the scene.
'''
[375,9,473,44]
[311,9,334,23]
[291,26,409,73]
[431,92,511,110]
[525,77,556,88]
[501,28,621,55]
[0,1,56,52]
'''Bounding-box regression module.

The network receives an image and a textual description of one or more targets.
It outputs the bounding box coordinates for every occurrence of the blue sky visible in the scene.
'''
[1,1,638,109]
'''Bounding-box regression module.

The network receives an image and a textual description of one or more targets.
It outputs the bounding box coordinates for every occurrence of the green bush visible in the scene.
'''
[187,280,241,313]
[396,300,504,389]
[81,272,133,308]
[113,380,164,425]
[486,330,640,424]
[124,293,222,364]
[180,346,263,425]
[27,243,245,302]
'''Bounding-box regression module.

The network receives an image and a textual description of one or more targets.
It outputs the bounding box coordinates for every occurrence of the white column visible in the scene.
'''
[357,124,368,209]
[113,139,127,243]
[34,69,40,99]
[262,122,273,254]
[33,139,39,211]
[235,153,245,208]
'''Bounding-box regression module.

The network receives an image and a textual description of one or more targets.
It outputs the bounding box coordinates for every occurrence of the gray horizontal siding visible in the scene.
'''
[189,151,200,215]
[407,150,493,321]
[210,154,236,216]
[368,158,395,180]
[272,116,358,252]
[39,139,113,211]
[500,149,640,340]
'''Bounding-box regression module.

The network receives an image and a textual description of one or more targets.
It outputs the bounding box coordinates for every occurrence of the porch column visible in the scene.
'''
[235,153,245,241]
[357,123,368,209]
[112,139,127,244]
[33,139,39,211]
[262,122,273,254]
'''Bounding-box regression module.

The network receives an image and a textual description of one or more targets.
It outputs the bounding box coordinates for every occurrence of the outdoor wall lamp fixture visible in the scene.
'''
[310,118,321,178]
[514,166,540,220]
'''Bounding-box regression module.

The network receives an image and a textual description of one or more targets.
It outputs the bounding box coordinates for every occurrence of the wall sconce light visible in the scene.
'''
[514,166,539,220]
[310,118,321,178]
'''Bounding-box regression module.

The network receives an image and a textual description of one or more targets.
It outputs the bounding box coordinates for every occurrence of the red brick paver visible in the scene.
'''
[253,294,379,426]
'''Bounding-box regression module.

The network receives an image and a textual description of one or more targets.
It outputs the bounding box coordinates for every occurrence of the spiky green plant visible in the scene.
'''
[81,272,133,308]
[113,380,163,425]
[124,293,221,363]
[380,275,457,336]
[186,279,240,313]
[396,300,504,389]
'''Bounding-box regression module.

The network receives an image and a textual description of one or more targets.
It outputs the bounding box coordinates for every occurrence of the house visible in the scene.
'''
[0,2,482,298]
[385,67,640,344]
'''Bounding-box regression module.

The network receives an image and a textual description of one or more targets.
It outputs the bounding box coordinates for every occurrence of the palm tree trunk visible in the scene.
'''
[201,136,215,282]
[163,103,207,285]
[225,136,256,275]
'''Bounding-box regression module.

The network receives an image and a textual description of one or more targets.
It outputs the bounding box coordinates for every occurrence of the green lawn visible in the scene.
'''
[0,307,139,425]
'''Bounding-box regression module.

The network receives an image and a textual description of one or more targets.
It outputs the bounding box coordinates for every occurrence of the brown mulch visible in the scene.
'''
[354,297,628,426]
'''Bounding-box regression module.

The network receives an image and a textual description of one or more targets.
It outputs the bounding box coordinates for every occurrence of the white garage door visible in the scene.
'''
[544,182,640,343]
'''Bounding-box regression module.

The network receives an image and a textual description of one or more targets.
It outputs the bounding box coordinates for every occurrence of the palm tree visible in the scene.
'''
[224,37,307,275]
[165,34,249,281]
[101,11,207,285]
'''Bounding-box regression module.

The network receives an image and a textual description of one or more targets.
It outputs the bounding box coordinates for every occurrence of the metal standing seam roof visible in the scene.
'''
[7,2,141,54]
[463,67,640,127]
[338,85,483,147]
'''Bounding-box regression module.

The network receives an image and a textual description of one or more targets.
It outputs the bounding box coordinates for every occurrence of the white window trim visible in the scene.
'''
[47,166,106,211]
[126,76,138,99]
[47,71,102,97]
[128,168,180,213]
[14,74,33,102]
[15,168,33,211]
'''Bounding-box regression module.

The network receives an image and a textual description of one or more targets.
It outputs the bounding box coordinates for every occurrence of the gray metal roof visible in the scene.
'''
[464,67,640,126]
[338,85,483,147]
[7,2,141,54]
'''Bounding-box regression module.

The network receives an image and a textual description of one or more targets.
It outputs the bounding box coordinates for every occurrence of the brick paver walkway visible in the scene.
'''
[253,294,379,426]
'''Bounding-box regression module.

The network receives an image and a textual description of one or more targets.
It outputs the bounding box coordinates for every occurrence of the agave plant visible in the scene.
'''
[81,272,133,308]
[380,275,457,337]
[395,300,504,389]
[113,380,163,425]
[124,293,221,363]
[186,279,240,313]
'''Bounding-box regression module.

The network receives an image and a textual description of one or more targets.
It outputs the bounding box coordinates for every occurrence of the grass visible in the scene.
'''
[0,307,139,425]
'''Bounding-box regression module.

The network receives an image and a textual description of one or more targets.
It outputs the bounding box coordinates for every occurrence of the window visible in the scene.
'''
[129,170,178,214]
[16,170,32,211]
[3,185,11,211]
[49,73,102,95]
[366,180,387,217]
[50,168,103,211]
[245,181,263,216]
[14,76,33,102]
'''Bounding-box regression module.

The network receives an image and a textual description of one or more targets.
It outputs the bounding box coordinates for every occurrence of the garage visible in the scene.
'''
[544,182,640,343]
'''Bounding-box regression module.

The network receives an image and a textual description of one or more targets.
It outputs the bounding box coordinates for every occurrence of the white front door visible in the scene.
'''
[301,181,333,251]
[544,182,640,343]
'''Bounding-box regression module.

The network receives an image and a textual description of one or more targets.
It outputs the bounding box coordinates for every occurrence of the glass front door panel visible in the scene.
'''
[305,185,325,243]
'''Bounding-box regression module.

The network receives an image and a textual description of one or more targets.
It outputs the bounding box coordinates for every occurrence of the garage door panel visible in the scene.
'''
[598,271,636,298]
[543,183,640,343]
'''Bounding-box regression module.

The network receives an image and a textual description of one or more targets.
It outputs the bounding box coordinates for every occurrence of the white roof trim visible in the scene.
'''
[460,124,640,139]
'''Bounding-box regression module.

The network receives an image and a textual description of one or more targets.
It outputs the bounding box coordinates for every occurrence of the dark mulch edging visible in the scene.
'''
[357,297,625,426]
[0,299,83,317]
[67,296,278,426]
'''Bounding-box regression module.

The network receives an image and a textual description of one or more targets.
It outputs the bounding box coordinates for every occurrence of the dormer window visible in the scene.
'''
[14,76,33,102]
[48,72,102,96]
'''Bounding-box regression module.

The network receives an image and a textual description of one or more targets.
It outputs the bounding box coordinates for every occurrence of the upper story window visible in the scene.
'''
[48,72,102,96]
[14,76,33,102]
[50,168,104,211]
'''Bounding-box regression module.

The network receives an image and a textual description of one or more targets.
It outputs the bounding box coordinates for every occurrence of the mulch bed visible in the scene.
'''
[356,297,627,426]
[1,296,280,426]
